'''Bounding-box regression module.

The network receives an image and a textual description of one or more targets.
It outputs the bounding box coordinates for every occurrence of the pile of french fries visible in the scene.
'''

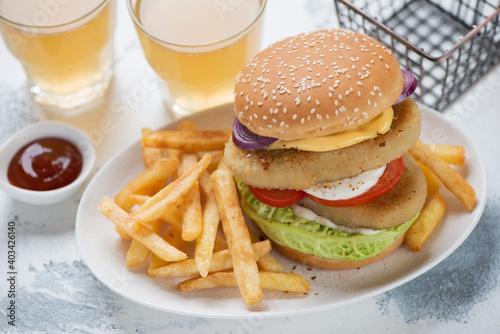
[98,121,311,305]
[405,140,476,251]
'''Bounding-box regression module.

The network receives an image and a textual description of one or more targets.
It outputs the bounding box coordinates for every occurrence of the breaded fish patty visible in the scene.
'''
[224,98,422,190]
[299,154,426,230]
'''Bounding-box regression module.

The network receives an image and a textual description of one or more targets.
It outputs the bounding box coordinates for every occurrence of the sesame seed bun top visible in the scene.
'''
[233,29,404,140]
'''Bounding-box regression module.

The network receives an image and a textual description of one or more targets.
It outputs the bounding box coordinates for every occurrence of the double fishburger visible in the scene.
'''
[223,29,427,270]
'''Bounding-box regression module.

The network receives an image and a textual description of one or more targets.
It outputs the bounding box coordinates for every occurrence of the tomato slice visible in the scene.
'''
[248,157,404,208]
[307,157,404,207]
[248,186,306,208]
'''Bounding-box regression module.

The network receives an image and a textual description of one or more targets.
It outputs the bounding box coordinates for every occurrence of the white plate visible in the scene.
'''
[76,104,486,319]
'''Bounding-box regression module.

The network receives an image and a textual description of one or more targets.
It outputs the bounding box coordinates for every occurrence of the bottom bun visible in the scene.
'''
[273,235,405,270]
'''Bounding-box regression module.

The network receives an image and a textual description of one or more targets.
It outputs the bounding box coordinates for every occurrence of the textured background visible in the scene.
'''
[1,0,499,333]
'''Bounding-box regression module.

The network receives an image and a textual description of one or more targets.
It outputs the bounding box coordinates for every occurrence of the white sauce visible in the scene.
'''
[291,204,384,235]
[303,165,386,201]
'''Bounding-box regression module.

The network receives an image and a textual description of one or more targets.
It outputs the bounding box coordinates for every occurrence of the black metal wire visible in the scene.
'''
[334,0,500,111]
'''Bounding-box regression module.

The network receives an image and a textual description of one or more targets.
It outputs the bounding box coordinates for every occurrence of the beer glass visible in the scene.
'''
[128,0,266,118]
[0,0,116,111]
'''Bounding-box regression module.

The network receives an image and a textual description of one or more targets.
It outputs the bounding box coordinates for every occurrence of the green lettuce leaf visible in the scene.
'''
[236,178,418,261]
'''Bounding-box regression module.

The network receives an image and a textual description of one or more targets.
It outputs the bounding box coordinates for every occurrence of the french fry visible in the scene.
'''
[405,192,447,252]
[114,225,132,240]
[153,240,271,277]
[141,130,232,152]
[126,219,162,268]
[178,154,203,242]
[410,140,476,211]
[141,128,164,168]
[211,163,262,305]
[131,153,211,223]
[207,151,224,173]
[176,120,198,132]
[427,144,465,166]
[248,228,283,272]
[166,121,199,160]
[198,170,213,198]
[416,160,442,196]
[195,190,220,277]
[114,158,179,212]
[99,197,187,262]
[129,194,183,230]
[178,271,311,294]
[148,226,187,278]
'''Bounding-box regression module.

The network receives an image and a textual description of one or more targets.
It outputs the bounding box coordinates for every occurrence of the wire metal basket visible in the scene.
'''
[334,0,500,111]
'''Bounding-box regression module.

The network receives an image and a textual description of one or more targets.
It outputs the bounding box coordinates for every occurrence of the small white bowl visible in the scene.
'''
[0,121,96,205]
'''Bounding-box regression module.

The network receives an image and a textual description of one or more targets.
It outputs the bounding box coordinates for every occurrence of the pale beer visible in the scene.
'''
[129,0,266,117]
[0,0,116,110]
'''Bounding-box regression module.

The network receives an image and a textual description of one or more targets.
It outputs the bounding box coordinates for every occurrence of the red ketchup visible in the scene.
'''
[7,137,83,191]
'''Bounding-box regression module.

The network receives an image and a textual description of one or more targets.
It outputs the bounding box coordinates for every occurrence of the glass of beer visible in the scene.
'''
[0,0,116,112]
[128,0,266,118]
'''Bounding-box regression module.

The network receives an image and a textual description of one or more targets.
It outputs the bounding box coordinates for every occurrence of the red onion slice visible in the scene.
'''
[394,69,418,104]
[232,118,279,150]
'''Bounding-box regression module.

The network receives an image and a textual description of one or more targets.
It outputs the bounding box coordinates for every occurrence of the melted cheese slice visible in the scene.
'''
[267,107,394,152]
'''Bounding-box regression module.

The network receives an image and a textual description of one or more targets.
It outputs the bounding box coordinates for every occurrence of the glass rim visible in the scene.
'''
[127,0,267,49]
[0,0,111,29]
